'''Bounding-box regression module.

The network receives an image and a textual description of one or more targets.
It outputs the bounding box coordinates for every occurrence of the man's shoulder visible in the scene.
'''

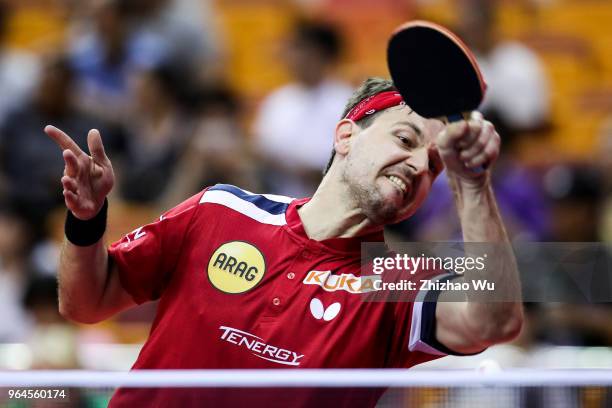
[198,184,296,226]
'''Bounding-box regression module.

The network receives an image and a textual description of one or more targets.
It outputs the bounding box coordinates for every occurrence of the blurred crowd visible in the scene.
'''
[0,0,611,372]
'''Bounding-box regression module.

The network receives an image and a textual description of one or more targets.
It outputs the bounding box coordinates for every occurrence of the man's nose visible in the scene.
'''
[404,148,429,174]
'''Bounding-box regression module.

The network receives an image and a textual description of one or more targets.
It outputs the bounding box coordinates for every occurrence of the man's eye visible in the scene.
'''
[397,134,416,147]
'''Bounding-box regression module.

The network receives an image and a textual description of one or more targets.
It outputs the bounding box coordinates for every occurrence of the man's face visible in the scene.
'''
[341,105,445,225]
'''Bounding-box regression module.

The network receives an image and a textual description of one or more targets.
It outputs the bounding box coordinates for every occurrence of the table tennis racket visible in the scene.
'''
[387,21,489,171]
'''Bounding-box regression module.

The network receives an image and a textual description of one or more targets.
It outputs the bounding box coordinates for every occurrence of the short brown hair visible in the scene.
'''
[323,77,397,175]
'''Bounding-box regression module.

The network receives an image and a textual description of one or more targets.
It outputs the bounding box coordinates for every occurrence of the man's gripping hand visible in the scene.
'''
[45,126,115,220]
[436,112,500,185]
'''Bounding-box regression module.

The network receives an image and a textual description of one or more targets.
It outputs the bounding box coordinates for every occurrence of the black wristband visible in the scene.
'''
[65,199,108,246]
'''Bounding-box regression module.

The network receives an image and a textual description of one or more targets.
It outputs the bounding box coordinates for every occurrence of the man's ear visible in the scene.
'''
[334,119,358,157]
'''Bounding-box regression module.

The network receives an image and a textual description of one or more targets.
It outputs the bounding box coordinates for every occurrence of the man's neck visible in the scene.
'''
[297,173,382,241]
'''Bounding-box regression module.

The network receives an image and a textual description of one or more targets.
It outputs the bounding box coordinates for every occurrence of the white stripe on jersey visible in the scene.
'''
[408,302,447,356]
[200,189,292,226]
[408,273,455,356]
[237,187,294,204]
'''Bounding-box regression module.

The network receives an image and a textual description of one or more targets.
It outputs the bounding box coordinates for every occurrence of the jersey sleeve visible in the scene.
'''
[386,269,479,368]
[108,190,205,304]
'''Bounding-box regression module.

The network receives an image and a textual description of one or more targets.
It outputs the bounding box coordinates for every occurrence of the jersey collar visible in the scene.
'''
[284,197,385,254]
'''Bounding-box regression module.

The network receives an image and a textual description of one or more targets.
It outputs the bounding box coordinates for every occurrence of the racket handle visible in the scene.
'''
[446,113,486,173]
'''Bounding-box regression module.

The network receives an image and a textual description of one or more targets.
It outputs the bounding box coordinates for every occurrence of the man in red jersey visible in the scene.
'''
[46,77,522,407]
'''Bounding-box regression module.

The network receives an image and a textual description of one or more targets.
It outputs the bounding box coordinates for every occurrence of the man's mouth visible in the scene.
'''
[385,175,410,197]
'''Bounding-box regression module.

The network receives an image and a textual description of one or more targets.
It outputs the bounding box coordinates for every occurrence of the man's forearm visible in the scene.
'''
[58,237,111,323]
[450,175,508,242]
[449,175,523,342]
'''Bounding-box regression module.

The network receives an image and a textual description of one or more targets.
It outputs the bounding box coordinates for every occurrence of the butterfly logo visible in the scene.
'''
[309,298,341,321]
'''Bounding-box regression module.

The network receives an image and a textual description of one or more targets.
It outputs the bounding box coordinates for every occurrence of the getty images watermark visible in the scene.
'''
[370,252,495,292]
[360,242,612,303]
[355,243,504,302]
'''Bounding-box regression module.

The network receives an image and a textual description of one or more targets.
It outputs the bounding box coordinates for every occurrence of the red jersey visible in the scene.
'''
[108,184,462,407]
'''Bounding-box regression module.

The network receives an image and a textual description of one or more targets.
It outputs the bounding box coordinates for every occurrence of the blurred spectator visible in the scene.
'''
[536,303,612,347]
[23,275,79,369]
[125,0,223,81]
[596,117,612,243]
[393,0,553,241]
[455,0,550,135]
[160,84,261,209]
[0,1,40,127]
[68,0,136,124]
[118,63,196,204]
[0,201,36,342]
[0,55,125,225]
[253,19,352,197]
[69,0,222,125]
[543,164,603,242]
[536,165,612,347]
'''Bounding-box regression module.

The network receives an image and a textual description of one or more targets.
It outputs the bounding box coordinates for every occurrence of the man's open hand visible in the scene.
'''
[45,125,115,220]
[436,112,500,184]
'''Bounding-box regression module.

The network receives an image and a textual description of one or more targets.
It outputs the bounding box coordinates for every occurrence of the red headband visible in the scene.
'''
[345,90,405,121]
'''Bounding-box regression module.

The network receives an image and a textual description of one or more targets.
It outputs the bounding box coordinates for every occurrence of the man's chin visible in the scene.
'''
[379,185,407,206]
[355,183,415,224]
[369,182,425,224]
[370,200,414,225]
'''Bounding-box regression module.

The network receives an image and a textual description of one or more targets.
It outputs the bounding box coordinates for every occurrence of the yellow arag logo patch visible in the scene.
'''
[207,241,266,294]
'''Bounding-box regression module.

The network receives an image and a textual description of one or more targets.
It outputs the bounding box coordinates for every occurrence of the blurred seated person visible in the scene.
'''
[536,165,612,347]
[117,62,197,204]
[393,0,552,241]
[456,0,550,136]
[23,275,79,369]
[126,0,223,81]
[543,165,602,242]
[69,0,137,125]
[253,19,352,197]
[69,0,218,125]
[0,55,124,225]
[0,201,38,342]
[159,84,261,210]
[595,117,612,243]
[0,1,40,128]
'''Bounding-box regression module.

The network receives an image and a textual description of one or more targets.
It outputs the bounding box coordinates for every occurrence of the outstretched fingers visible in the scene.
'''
[62,149,80,178]
[63,189,79,209]
[61,175,79,194]
[87,129,108,164]
[45,125,84,156]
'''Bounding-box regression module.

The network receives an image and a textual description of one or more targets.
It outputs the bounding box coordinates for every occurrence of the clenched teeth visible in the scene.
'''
[387,175,407,194]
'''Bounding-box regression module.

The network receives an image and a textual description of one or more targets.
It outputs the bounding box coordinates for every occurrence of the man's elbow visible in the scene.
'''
[475,304,524,346]
[58,298,105,325]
